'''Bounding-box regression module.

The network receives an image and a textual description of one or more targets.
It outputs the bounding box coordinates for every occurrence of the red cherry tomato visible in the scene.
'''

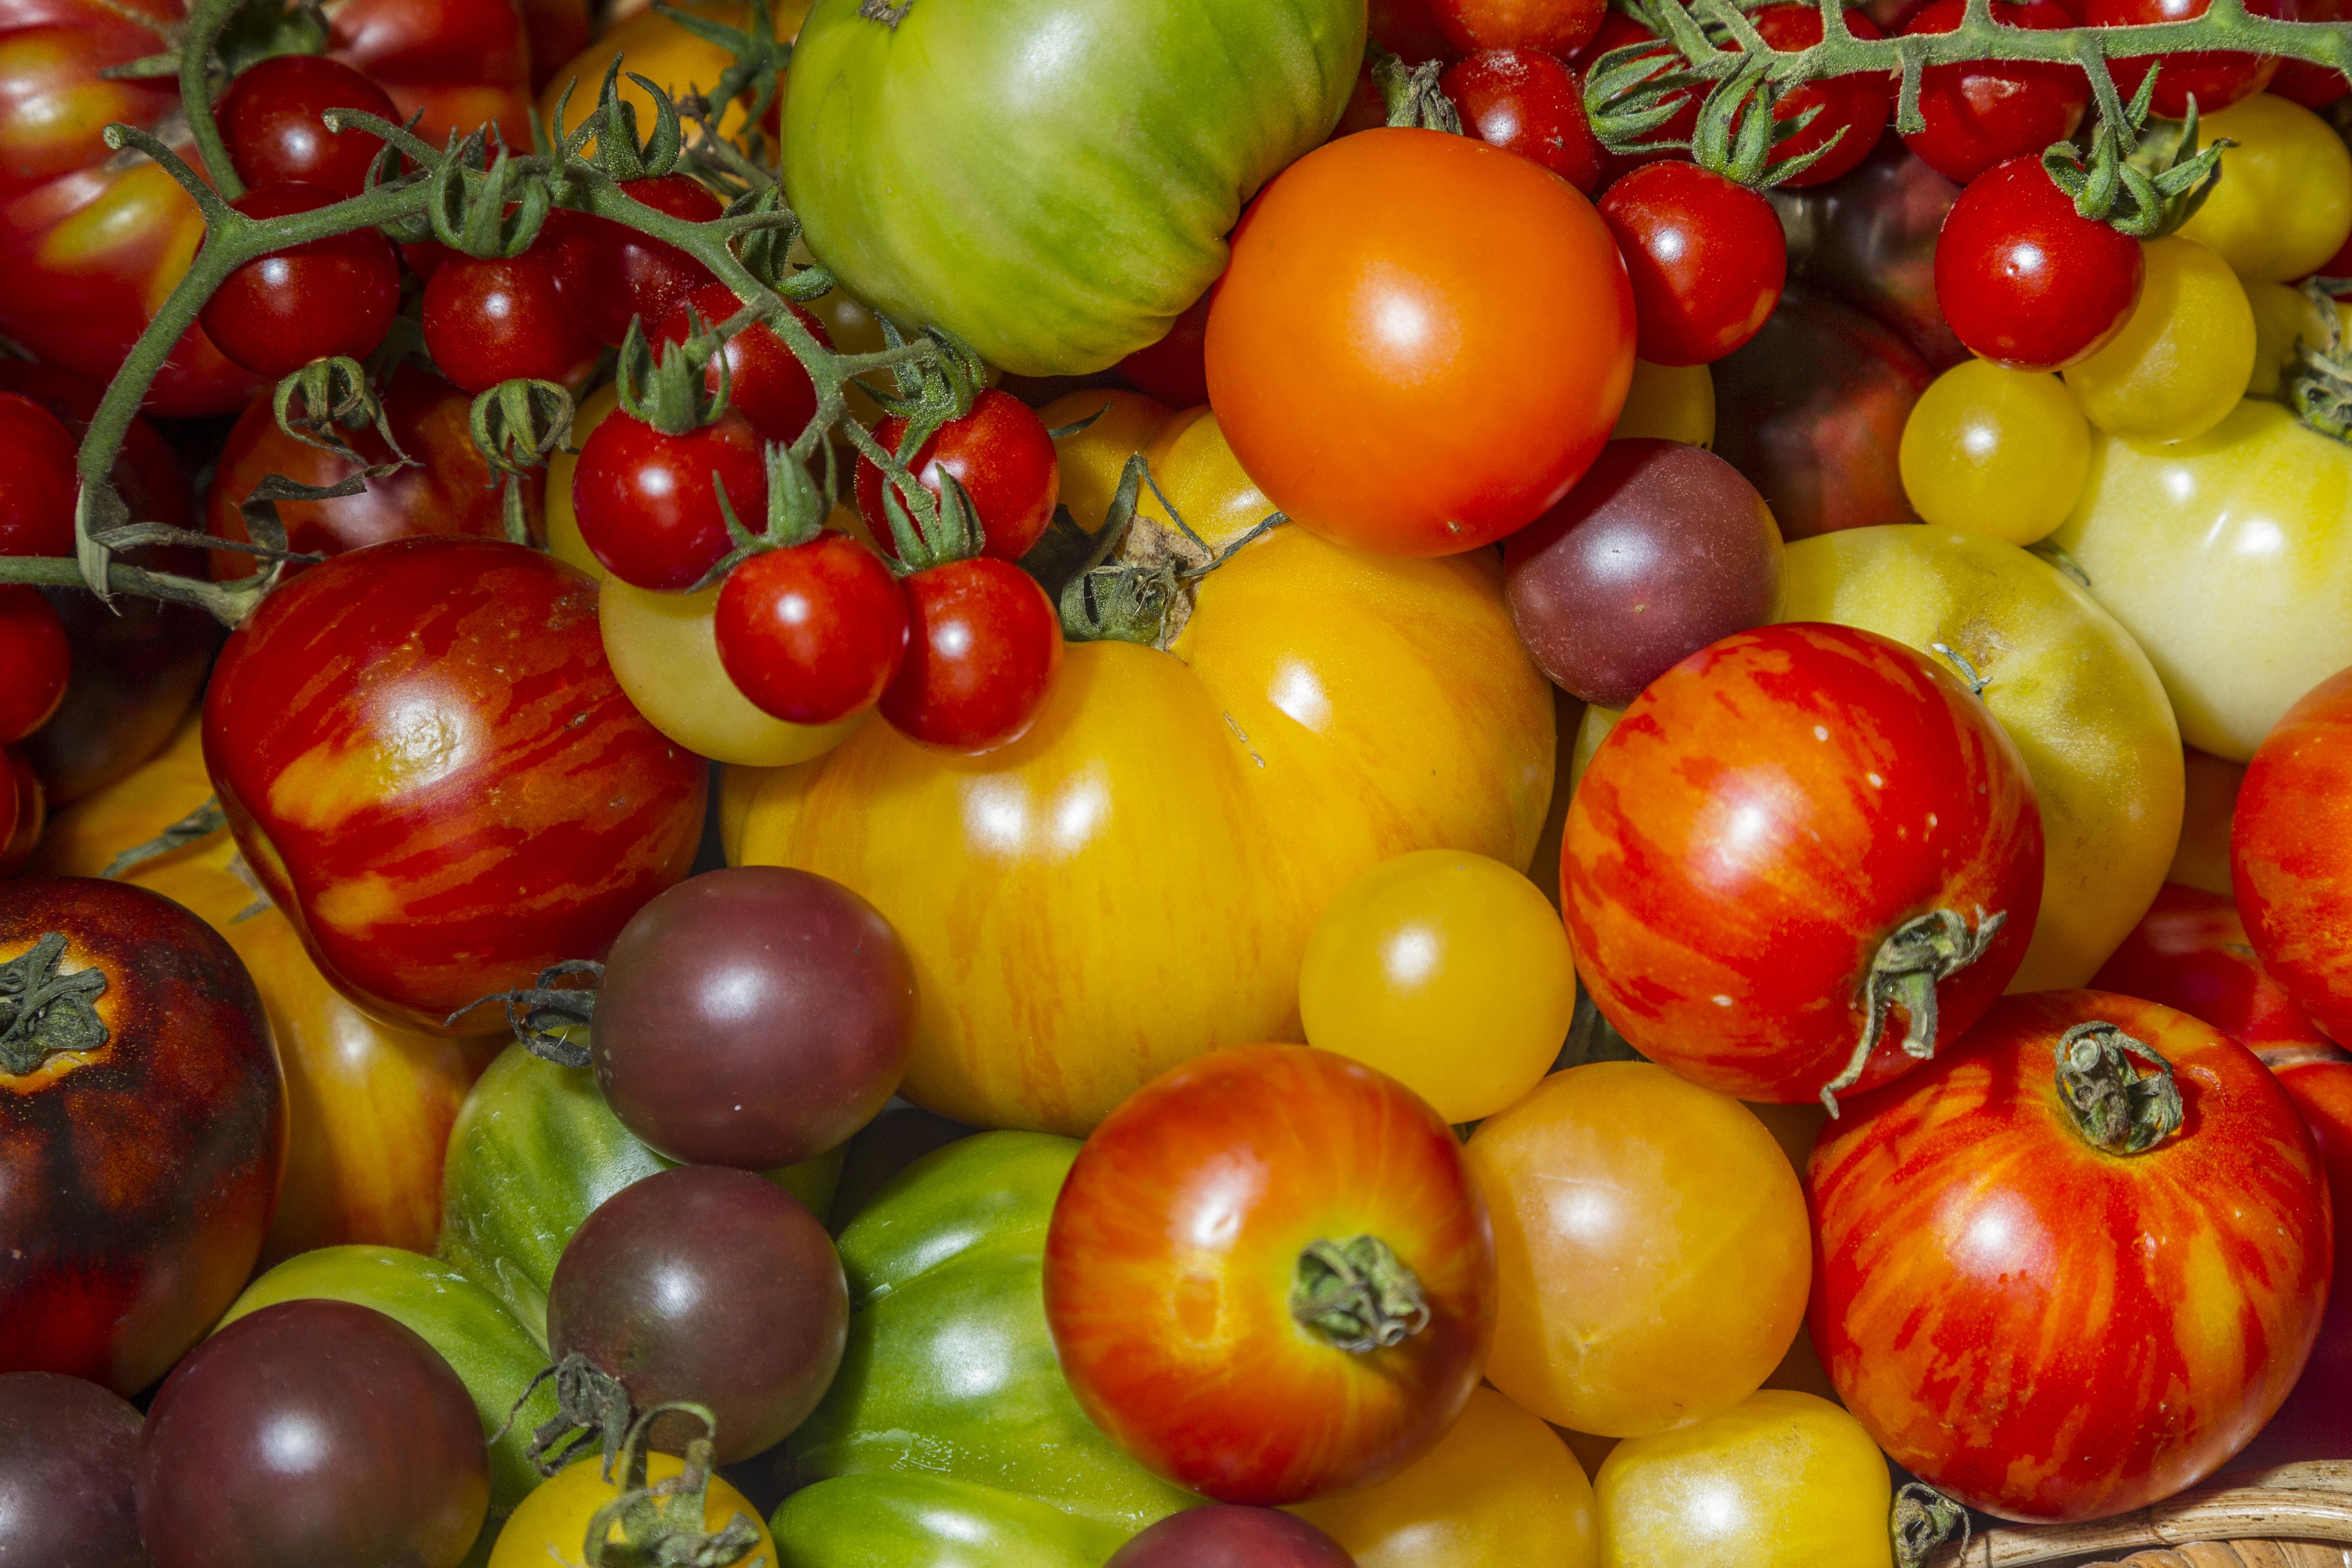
[2271,0,2352,107]
[878,557,1062,753]
[214,54,399,198]
[653,282,832,446]
[0,588,69,747]
[571,411,769,592]
[1751,5,1894,188]
[1934,156,2144,370]
[2236,666,2352,1046]
[1430,0,1602,63]
[713,535,911,725]
[2091,882,2332,1056]
[198,183,402,379]
[0,393,81,559]
[2088,0,2291,116]
[855,389,1060,564]
[542,175,723,345]
[1897,0,2087,183]
[0,750,40,878]
[1599,160,1788,366]
[1440,49,1607,193]
[420,251,600,395]
[1117,294,1212,408]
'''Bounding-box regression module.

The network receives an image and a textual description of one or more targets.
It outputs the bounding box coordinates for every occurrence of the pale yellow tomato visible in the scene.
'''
[1609,359,1714,449]
[2176,94,2352,283]
[490,1453,775,1568]
[2246,279,2311,397]
[1898,358,2089,545]
[2063,236,2255,442]
[1039,389,1176,534]
[600,576,866,766]
[2171,747,2247,897]
[1299,849,1577,1124]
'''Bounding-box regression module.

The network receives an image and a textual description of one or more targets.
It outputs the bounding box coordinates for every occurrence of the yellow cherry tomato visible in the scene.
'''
[1594,1391,1893,1568]
[1466,1062,1810,1438]
[2171,747,2247,897]
[1135,405,1278,551]
[2063,236,2255,443]
[600,576,867,767]
[1609,359,1715,449]
[537,1,804,147]
[489,1454,775,1568]
[1567,704,1620,797]
[2246,278,2311,397]
[1292,1386,1601,1568]
[1897,358,2089,545]
[1299,849,1577,1124]
[2176,94,2352,284]
[1040,389,1176,535]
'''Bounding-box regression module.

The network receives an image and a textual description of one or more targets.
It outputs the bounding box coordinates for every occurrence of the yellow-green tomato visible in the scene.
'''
[2176,94,2352,283]
[2246,279,2310,397]
[2054,399,2352,760]
[1610,359,1714,449]
[1780,525,2183,989]
[2063,236,2254,443]
[1594,1391,1892,1568]
[1567,705,1620,798]
[1898,358,2089,545]
[1299,849,1576,1124]
[600,577,867,767]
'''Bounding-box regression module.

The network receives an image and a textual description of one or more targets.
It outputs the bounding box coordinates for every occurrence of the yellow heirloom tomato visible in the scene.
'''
[2062,236,2254,443]
[537,1,806,146]
[490,1454,775,1568]
[1037,390,1176,534]
[2175,94,2352,284]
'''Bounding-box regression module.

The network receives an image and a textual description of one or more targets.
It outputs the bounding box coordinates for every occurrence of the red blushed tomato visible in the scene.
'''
[201,538,707,1035]
[572,409,769,592]
[198,183,402,379]
[1936,156,2145,371]
[2235,666,2352,1045]
[1809,991,2331,1522]
[1599,161,1787,367]
[856,389,1061,564]
[1440,49,1606,193]
[2089,0,2290,116]
[214,54,398,197]
[878,557,1063,753]
[2272,0,2351,107]
[2240,1054,2352,1466]
[1429,0,1601,78]
[654,282,832,446]
[1563,623,2043,1108]
[0,391,80,558]
[2091,882,2332,1056]
[1207,129,1634,558]
[420,251,600,395]
[0,749,42,876]
[0,587,69,746]
[542,174,723,346]
[1044,1045,1495,1505]
[1748,5,1892,188]
[1897,0,2086,184]
[713,535,910,726]
[1118,293,1212,409]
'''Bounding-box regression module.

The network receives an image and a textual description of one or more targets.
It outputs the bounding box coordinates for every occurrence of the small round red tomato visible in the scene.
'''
[878,557,1062,753]
[1429,0,1600,62]
[2271,0,2352,107]
[1936,156,2145,370]
[1440,49,1606,193]
[2091,882,2332,1056]
[572,410,769,592]
[1897,0,2087,184]
[0,392,80,559]
[2089,0,2291,117]
[1207,128,1634,558]
[1564,622,2044,1108]
[1599,161,1787,366]
[0,587,70,747]
[1044,1044,1496,1505]
[856,389,1060,564]
[714,534,911,725]
[542,175,723,346]
[1117,294,1211,408]
[198,183,402,379]
[214,54,399,198]
[421,252,600,395]
[1810,990,2331,1521]
[653,282,832,446]
[2235,666,2352,1045]
[1750,5,1893,189]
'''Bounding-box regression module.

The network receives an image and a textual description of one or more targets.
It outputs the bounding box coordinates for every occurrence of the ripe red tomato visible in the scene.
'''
[1045,1045,1495,1505]
[1748,5,1893,188]
[653,282,832,446]
[1599,160,1788,366]
[1117,293,1212,408]
[0,587,69,746]
[198,183,402,379]
[1440,49,1606,193]
[1935,156,2144,370]
[1370,0,1459,65]
[714,534,911,725]
[878,557,1063,752]
[2235,666,2352,1046]
[1897,0,2087,184]
[2271,0,2351,107]
[0,749,43,877]
[1810,990,2331,1521]
[855,389,1060,564]
[2088,0,2291,116]
[214,54,398,197]
[2091,882,2332,1057]
[201,537,707,1034]
[1206,128,1634,557]
[0,392,80,559]
[1429,0,1600,62]
[1563,622,2044,1107]
[2239,1054,2352,1467]
[542,174,723,346]
[572,409,769,592]
[420,251,600,395]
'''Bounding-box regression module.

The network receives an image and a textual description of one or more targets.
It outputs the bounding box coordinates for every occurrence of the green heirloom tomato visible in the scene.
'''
[771,1475,1127,1568]
[788,1131,1197,1534]
[780,0,1363,376]
[1778,525,2183,990]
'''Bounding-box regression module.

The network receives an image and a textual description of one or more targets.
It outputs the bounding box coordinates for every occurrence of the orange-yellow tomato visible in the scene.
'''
[489,1453,775,1568]
[537,0,806,145]
[1038,389,1177,535]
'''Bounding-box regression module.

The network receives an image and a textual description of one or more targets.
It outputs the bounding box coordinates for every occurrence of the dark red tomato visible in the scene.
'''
[214,53,398,197]
[1810,991,2330,1521]
[1750,5,1893,188]
[2238,1054,2352,1467]
[545,1165,849,1463]
[2271,0,2351,107]
[0,878,285,1396]
[1118,293,1212,408]
[0,391,79,559]
[1430,0,1601,63]
[591,866,916,1169]
[1599,160,1787,366]
[856,389,1061,564]
[1897,0,2086,183]
[1936,159,2145,371]
[2235,666,2352,1045]
[0,586,69,746]
[572,409,769,592]
[1441,49,1606,193]
[1775,135,1970,370]
[1564,622,2044,1107]
[713,533,910,724]
[653,281,832,445]
[878,557,1064,753]
[0,1372,145,1568]
[420,250,600,395]
[2090,0,2291,116]
[1108,1507,1358,1568]
[1369,0,1459,66]
[542,174,724,346]
[202,538,707,1034]
[2090,882,2332,1057]
[0,750,41,877]
[198,182,402,379]
[136,1300,488,1568]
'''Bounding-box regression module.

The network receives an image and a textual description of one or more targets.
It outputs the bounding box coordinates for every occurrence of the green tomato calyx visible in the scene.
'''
[2292,279,2352,446]
[446,960,605,1069]
[1291,1235,1431,1355]
[1821,906,2009,1115]
[583,1401,765,1568]
[2055,1020,2183,1156]
[2042,71,2230,241]
[1890,1481,1971,1568]
[0,934,110,1079]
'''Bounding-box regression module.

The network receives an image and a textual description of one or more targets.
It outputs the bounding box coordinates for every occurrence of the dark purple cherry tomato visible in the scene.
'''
[1752,5,1893,188]
[879,557,1064,753]
[545,1166,849,1463]
[0,1372,145,1568]
[857,389,1061,564]
[1773,135,1969,371]
[2090,0,2291,116]
[1431,0,1602,63]
[0,587,69,746]
[198,183,402,378]
[1503,438,1785,708]
[136,1300,488,1568]
[214,54,398,197]
[654,281,833,445]
[1107,1506,1359,1568]
[1898,0,2087,183]
[591,865,917,1168]
[1935,155,2145,370]
[1119,293,1212,408]
[1600,160,1788,366]
[572,410,769,591]
[0,391,80,559]
[1441,49,1607,193]
[421,251,600,394]
[713,533,910,725]
[543,174,724,345]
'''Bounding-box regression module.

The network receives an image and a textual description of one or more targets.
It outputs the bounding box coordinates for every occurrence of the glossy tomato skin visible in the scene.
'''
[855,389,1061,564]
[1898,0,2086,183]
[1810,990,2331,1521]
[0,878,285,1396]
[215,53,398,196]
[1109,1508,1357,1568]
[654,281,831,445]
[2235,667,2352,1043]
[879,558,1064,752]
[1936,156,2145,370]
[1564,622,2043,1105]
[201,538,707,1035]
[0,391,80,558]
[0,1373,145,1568]
[2092,882,2332,1055]
[0,586,68,745]
[542,174,723,346]
[198,183,403,378]
[2089,0,2289,115]
[2241,1054,2352,1465]
[421,251,600,395]
[1208,128,1634,557]
[1430,0,1600,58]
[1598,160,1787,367]
[572,409,769,592]
[1044,1045,1495,1505]
[713,534,910,727]
[1750,5,1892,188]
[1441,50,1606,191]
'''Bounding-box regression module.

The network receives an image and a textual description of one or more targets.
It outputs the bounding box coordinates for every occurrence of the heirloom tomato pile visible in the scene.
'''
[2,0,2352,1563]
